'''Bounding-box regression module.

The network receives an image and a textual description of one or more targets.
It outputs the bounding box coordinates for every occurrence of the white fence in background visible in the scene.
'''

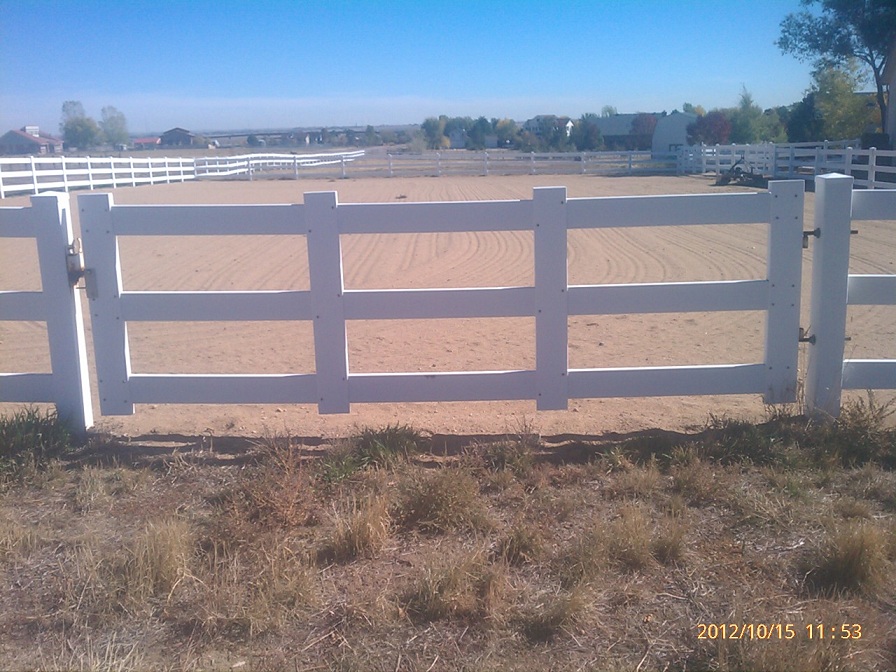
[0,155,195,198]
[194,151,365,179]
[697,141,896,189]
[0,151,364,198]
[1,175,893,433]
[2,144,895,197]
[355,150,680,178]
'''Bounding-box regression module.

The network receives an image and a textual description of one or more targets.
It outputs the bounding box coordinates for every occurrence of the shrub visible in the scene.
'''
[397,467,491,533]
[354,424,425,468]
[318,495,391,564]
[802,523,891,596]
[811,396,896,469]
[517,591,585,643]
[0,407,72,480]
[318,424,425,484]
[401,548,498,622]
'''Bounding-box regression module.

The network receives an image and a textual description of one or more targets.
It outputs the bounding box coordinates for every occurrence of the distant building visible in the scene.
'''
[652,111,697,156]
[523,115,574,138]
[132,137,161,150]
[0,126,62,155]
[160,127,197,147]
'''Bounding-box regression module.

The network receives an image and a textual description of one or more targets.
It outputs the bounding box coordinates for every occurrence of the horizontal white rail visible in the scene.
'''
[74,181,804,418]
[3,143,893,197]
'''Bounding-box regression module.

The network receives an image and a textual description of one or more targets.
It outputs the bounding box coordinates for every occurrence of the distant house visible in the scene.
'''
[132,137,161,150]
[448,128,466,149]
[0,126,62,155]
[160,127,197,147]
[523,115,574,138]
[652,111,697,156]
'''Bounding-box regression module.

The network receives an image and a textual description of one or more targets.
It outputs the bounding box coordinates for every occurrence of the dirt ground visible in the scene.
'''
[2,174,894,440]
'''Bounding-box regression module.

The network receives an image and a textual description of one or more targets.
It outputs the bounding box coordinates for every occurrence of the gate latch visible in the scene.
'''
[802,228,820,249]
[802,227,859,249]
[799,327,815,345]
[66,238,85,285]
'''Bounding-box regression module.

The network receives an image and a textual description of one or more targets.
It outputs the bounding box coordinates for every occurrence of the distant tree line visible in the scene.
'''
[686,64,881,146]
[420,0,893,153]
[59,101,129,149]
[418,58,883,154]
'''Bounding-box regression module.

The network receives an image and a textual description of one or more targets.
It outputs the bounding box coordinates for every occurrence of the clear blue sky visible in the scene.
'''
[1,0,817,135]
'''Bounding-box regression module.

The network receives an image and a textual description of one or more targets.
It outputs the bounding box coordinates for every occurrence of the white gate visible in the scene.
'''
[76,182,805,418]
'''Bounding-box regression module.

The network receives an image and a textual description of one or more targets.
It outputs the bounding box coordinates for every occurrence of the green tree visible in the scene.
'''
[493,118,518,147]
[100,106,129,146]
[728,89,763,143]
[62,116,102,149]
[777,0,895,133]
[571,113,603,151]
[600,105,617,117]
[421,116,446,149]
[60,101,101,148]
[364,125,380,146]
[60,100,86,132]
[682,102,706,116]
[812,62,880,139]
[467,116,493,150]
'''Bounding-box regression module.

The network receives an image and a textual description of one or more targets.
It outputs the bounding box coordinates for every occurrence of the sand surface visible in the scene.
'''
[2,174,894,440]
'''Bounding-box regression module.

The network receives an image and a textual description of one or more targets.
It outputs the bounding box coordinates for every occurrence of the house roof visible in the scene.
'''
[594,114,640,137]
[161,127,195,136]
[2,129,61,145]
[133,137,161,144]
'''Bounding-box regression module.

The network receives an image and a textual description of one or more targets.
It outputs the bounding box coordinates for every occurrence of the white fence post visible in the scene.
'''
[30,156,39,194]
[867,147,877,188]
[305,191,350,413]
[79,192,135,416]
[30,193,94,433]
[805,173,855,418]
[763,180,804,403]
[533,186,569,410]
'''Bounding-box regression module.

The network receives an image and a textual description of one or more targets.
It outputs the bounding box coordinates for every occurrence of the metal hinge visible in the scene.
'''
[66,238,85,285]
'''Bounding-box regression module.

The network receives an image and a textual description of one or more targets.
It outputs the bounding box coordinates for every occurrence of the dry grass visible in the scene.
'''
[0,414,894,670]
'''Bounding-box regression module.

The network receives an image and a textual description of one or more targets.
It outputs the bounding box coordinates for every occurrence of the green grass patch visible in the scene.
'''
[0,407,72,481]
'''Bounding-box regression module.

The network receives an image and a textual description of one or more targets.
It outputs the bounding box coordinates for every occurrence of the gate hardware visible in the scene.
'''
[83,268,98,300]
[66,238,85,285]
[799,327,815,345]
[802,228,820,249]
[803,228,858,249]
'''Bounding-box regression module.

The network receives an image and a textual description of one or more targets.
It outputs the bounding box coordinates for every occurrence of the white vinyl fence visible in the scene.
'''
[0,155,195,198]
[1,175,892,433]
[698,141,896,189]
[0,151,364,197]
[2,144,895,197]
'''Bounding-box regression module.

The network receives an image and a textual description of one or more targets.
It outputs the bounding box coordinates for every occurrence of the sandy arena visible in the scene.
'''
[2,174,894,440]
